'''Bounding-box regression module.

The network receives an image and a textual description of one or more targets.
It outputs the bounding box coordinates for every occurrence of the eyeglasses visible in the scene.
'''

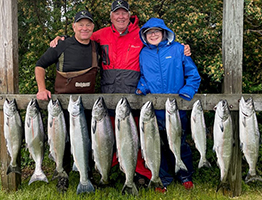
[146,29,162,36]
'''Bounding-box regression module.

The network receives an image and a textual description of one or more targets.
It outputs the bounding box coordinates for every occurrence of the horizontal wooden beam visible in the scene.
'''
[0,93,261,111]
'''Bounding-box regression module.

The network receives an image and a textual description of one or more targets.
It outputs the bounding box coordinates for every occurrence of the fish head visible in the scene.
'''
[140,101,155,121]
[215,100,230,121]
[3,98,18,117]
[116,97,131,119]
[26,99,40,118]
[239,96,255,117]
[165,98,178,114]
[68,95,83,116]
[92,97,108,121]
[48,99,63,117]
[192,99,203,113]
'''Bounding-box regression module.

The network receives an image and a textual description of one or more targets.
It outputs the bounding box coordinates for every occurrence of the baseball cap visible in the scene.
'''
[111,0,129,12]
[74,10,94,23]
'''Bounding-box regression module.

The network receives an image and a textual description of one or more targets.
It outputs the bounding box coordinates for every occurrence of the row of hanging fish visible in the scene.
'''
[211,97,261,192]
[2,96,261,195]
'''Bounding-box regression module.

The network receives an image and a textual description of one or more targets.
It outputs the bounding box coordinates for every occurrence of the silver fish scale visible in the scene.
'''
[115,98,139,195]
[239,97,261,182]
[191,100,211,168]
[3,99,23,175]
[68,96,94,194]
[47,99,67,176]
[140,101,163,188]
[25,99,48,185]
[213,100,233,183]
[165,98,187,173]
[91,97,114,185]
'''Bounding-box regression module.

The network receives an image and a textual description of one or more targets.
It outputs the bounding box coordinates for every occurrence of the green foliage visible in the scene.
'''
[243,0,262,93]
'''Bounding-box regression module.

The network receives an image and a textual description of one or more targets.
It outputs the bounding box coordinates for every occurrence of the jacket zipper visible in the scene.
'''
[125,44,131,65]
[157,46,164,92]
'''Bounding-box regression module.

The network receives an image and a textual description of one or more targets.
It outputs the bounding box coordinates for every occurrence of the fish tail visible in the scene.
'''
[245,173,262,183]
[6,165,21,175]
[28,170,48,185]
[98,177,109,186]
[76,179,95,194]
[51,169,68,180]
[175,160,188,173]
[148,177,164,189]
[121,182,138,196]
[198,158,212,169]
[72,162,78,172]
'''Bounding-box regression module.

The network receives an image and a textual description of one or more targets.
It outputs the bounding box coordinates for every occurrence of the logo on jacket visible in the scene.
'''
[75,82,91,88]
[166,56,172,59]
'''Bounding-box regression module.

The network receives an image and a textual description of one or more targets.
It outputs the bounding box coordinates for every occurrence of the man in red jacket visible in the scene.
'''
[91,0,152,188]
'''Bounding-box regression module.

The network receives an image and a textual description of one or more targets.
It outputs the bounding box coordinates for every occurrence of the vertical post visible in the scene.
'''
[0,0,20,191]
[222,0,244,197]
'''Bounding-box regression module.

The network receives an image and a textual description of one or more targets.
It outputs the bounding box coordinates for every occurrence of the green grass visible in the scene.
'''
[1,166,262,200]
[2,132,262,200]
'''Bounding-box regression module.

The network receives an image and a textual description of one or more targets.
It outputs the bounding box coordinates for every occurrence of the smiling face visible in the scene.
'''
[110,8,130,33]
[145,29,163,46]
[72,18,94,44]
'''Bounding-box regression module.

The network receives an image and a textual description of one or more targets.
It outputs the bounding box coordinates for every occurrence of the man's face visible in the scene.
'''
[110,8,130,33]
[73,18,94,44]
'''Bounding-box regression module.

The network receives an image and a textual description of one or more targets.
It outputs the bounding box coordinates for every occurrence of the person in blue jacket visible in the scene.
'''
[136,18,201,190]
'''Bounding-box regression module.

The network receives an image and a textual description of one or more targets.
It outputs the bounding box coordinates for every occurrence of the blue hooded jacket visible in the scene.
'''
[137,18,201,99]
[137,18,201,122]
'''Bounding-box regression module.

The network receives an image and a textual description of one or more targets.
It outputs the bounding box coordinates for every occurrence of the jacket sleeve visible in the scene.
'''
[178,55,201,101]
[36,47,59,69]
[136,57,150,95]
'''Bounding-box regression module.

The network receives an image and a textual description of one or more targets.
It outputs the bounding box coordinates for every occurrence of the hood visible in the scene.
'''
[139,18,175,47]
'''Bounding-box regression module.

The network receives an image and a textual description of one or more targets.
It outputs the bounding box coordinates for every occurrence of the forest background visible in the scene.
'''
[14,0,262,197]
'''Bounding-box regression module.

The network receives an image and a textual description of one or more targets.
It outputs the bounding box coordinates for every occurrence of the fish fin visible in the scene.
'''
[49,119,53,128]
[167,115,171,124]
[192,115,196,123]
[198,158,211,169]
[121,182,138,196]
[6,165,21,175]
[242,116,247,127]
[98,178,110,186]
[148,177,164,189]
[28,170,48,185]
[245,173,262,183]
[219,123,224,132]
[175,160,187,173]
[240,142,243,151]
[76,180,95,194]
[51,170,68,181]
[72,162,78,171]
[26,117,31,128]
[92,121,97,134]
[6,117,10,127]
[48,153,55,162]
[117,119,120,131]
[141,122,144,133]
